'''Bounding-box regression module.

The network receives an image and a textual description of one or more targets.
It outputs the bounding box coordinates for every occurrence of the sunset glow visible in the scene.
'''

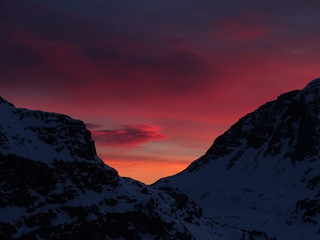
[1,0,320,183]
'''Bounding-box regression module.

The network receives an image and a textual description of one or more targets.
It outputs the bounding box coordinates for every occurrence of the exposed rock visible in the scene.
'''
[0,97,213,240]
[155,79,320,240]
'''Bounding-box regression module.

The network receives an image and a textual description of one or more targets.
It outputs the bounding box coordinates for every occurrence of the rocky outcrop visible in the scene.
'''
[156,79,320,240]
[0,97,211,240]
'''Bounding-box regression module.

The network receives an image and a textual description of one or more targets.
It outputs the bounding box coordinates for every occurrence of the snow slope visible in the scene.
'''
[155,79,320,240]
[0,97,224,240]
[2,78,320,240]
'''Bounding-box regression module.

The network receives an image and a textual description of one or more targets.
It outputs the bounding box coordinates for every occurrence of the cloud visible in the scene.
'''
[90,124,167,147]
[2,0,320,184]
[0,0,222,101]
[2,0,319,120]
[213,19,270,42]
[85,122,104,129]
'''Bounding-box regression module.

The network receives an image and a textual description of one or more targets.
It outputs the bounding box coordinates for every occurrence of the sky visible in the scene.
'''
[1,0,320,184]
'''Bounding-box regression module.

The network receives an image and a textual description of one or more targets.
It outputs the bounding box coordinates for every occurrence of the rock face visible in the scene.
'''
[0,97,213,240]
[156,79,320,240]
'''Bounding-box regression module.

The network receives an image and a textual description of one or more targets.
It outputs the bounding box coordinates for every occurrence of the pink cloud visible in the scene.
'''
[90,124,167,147]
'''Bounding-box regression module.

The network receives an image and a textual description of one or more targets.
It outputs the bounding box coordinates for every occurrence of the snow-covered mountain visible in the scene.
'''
[0,97,224,240]
[155,79,320,240]
[2,78,320,240]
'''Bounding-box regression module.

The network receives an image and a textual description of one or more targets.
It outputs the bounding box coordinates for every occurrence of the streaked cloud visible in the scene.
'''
[90,125,167,147]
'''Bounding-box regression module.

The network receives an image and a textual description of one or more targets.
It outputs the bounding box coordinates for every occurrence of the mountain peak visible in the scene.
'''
[0,97,214,240]
[303,77,320,90]
[0,96,14,107]
[156,78,320,240]
[298,78,320,104]
[0,99,97,163]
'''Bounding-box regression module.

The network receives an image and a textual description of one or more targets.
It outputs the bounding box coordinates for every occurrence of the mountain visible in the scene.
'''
[0,97,223,240]
[155,79,320,240]
[2,78,320,240]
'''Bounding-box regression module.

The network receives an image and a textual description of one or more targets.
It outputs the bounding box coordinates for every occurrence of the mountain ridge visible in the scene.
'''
[0,97,221,240]
[155,78,320,240]
[1,78,320,239]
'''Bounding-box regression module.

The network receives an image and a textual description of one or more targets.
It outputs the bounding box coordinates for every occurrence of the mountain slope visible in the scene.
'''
[155,79,320,240]
[0,97,223,240]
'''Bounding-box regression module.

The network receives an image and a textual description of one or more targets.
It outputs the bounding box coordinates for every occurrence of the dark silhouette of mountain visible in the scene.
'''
[0,97,213,240]
[155,78,320,240]
[2,78,320,240]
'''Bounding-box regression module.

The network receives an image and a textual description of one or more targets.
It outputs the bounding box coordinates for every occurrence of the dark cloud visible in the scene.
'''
[85,122,104,129]
[2,0,320,109]
[0,0,222,98]
[91,125,167,147]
